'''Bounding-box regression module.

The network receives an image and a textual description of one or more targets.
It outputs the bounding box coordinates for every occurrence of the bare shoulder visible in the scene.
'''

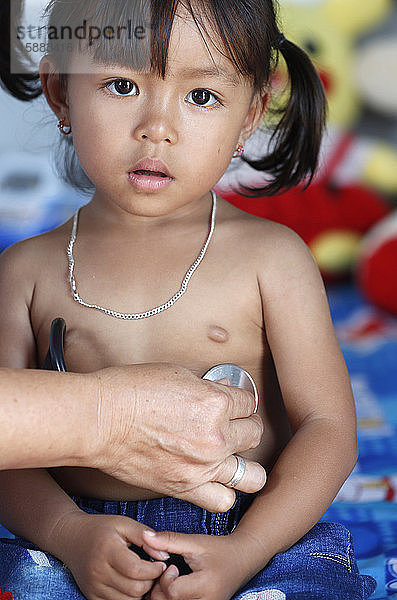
[218,197,316,273]
[217,198,326,313]
[0,221,72,297]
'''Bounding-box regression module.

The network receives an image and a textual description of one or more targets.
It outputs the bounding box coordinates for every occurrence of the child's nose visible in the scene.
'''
[133,107,178,145]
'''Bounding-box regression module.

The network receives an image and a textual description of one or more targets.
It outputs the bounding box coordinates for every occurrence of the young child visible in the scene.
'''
[0,1,376,599]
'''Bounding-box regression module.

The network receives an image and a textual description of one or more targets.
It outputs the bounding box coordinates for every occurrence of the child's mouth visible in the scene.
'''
[127,168,174,191]
[127,158,174,191]
[133,170,168,178]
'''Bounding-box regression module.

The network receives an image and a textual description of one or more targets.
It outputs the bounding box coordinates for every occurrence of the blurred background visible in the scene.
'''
[1,1,397,598]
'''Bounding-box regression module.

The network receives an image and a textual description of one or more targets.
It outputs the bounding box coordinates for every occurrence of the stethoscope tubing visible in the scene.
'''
[41,317,67,371]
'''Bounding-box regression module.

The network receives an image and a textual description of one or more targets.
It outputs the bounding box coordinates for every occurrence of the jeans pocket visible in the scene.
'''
[305,522,356,573]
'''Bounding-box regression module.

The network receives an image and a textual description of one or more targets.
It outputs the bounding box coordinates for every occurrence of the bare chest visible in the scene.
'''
[32,254,265,378]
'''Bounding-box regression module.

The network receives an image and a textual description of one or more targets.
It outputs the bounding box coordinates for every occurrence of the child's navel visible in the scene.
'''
[207,325,229,343]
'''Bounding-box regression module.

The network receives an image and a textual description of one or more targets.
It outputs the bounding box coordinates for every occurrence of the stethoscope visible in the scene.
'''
[41,317,67,371]
[41,318,259,414]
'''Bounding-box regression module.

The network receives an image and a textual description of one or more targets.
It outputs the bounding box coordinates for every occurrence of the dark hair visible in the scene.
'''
[0,0,41,100]
[1,0,327,196]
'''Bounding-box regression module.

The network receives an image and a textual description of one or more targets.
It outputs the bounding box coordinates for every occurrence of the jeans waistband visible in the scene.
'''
[72,491,254,536]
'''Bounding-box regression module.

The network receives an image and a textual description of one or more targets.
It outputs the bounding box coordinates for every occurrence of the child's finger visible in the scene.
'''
[159,570,203,600]
[116,518,170,561]
[158,564,179,595]
[142,529,195,557]
[130,540,171,562]
[109,546,166,580]
[149,580,168,600]
[103,568,157,599]
[151,567,180,600]
[100,582,152,600]
[141,543,171,561]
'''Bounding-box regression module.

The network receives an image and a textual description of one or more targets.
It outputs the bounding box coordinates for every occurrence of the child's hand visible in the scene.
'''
[142,529,253,600]
[56,512,167,600]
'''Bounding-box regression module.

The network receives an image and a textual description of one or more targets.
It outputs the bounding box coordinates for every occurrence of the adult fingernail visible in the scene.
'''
[159,551,170,560]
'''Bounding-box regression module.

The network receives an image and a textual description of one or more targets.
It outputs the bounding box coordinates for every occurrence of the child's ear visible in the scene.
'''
[39,55,69,120]
[240,90,270,143]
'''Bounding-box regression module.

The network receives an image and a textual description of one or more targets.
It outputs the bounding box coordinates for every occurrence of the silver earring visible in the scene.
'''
[232,143,244,158]
[57,119,72,136]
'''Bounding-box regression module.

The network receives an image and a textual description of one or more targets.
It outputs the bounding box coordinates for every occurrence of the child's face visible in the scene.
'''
[47,8,266,217]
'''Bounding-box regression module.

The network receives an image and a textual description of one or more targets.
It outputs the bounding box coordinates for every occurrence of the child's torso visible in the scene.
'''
[30,199,292,500]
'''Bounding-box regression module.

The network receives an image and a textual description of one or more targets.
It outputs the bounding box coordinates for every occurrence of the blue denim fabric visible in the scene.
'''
[0,492,376,600]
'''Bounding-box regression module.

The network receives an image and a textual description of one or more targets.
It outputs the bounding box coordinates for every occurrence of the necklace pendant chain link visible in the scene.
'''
[67,190,217,320]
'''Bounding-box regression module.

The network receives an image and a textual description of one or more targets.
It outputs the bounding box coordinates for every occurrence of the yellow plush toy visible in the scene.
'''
[277,0,397,196]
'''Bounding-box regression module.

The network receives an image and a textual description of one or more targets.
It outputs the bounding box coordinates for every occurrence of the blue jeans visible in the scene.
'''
[0,493,376,600]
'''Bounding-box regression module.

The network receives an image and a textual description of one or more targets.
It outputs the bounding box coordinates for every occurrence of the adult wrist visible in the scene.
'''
[87,366,139,475]
[65,371,104,470]
[82,370,111,470]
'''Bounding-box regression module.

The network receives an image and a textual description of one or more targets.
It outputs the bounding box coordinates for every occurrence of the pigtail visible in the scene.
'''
[0,0,42,100]
[241,36,327,196]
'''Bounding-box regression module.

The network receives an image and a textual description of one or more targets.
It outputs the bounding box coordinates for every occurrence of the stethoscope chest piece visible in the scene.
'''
[202,363,259,413]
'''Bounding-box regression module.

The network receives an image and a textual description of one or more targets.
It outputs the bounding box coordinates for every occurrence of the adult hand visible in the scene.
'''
[92,363,265,512]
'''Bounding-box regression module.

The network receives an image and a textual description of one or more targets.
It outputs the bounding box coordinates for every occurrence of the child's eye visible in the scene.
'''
[186,89,220,108]
[105,79,138,96]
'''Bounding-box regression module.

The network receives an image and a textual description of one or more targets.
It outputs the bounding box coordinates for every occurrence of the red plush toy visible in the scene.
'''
[356,212,397,316]
[220,134,390,282]
[353,32,397,317]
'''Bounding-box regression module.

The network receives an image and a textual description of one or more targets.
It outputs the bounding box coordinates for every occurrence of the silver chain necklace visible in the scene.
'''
[67,190,217,320]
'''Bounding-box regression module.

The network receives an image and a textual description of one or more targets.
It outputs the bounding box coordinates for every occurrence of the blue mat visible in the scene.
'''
[320,284,397,599]
[1,283,396,598]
